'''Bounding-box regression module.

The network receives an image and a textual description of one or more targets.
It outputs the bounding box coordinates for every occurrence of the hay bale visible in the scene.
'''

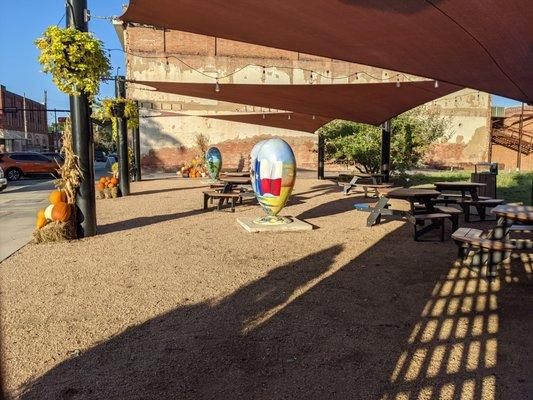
[110,187,119,198]
[96,190,104,200]
[33,220,77,244]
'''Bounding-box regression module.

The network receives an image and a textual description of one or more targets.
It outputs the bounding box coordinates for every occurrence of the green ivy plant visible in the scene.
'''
[35,26,110,99]
[93,98,139,141]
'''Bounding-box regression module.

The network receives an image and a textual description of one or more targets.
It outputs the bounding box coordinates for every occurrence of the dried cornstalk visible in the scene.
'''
[54,118,82,204]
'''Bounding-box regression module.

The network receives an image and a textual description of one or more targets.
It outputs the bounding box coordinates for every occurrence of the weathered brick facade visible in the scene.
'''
[0,85,49,152]
[120,24,493,171]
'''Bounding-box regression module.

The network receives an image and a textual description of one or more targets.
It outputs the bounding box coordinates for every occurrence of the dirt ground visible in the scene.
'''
[0,177,531,400]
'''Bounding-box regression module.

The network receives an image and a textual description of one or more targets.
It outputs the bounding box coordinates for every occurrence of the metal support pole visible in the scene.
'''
[381,120,391,183]
[133,101,142,181]
[516,102,525,171]
[67,0,96,238]
[115,76,130,195]
[317,133,325,180]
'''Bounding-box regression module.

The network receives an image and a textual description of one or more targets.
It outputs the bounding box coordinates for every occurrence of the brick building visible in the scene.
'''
[116,23,494,172]
[0,85,49,152]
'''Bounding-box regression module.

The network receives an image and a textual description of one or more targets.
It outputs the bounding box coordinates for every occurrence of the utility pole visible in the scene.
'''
[132,100,142,181]
[317,133,325,180]
[115,76,130,195]
[381,120,391,182]
[67,0,97,238]
[516,102,525,171]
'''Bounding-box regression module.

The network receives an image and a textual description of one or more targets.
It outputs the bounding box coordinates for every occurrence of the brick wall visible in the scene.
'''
[123,24,492,171]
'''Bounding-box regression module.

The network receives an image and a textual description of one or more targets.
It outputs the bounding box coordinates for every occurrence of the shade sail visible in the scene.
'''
[144,110,331,133]
[132,80,460,126]
[121,0,533,103]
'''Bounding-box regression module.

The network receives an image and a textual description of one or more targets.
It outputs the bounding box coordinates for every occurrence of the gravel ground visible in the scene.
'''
[0,177,531,400]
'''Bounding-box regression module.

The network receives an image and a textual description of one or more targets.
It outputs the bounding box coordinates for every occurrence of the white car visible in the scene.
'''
[0,166,7,192]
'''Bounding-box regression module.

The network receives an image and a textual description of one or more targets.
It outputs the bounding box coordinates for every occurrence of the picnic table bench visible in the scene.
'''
[452,205,533,278]
[203,191,243,212]
[341,173,387,195]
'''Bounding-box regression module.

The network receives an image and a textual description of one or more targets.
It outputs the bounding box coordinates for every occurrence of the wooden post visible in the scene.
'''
[67,0,96,237]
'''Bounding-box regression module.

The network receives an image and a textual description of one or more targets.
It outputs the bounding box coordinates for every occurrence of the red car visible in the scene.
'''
[0,152,62,181]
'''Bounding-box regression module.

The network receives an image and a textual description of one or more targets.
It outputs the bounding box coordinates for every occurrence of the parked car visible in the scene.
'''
[0,152,61,181]
[0,166,7,191]
[95,149,107,162]
[42,152,65,165]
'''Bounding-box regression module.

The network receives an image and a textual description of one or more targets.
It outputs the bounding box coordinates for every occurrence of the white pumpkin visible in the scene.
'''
[44,204,55,220]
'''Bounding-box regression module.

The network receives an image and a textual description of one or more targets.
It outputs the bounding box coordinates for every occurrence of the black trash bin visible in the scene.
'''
[471,162,498,198]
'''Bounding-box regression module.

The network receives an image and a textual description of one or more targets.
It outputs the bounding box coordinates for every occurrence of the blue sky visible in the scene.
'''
[0,0,125,113]
[0,0,522,118]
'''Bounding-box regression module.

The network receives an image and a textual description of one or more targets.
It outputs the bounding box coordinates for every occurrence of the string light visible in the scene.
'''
[215,78,220,92]
[434,80,439,88]
[288,114,291,120]
[262,113,265,119]
[312,115,316,120]
[261,66,266,83]
[396,75,401,88]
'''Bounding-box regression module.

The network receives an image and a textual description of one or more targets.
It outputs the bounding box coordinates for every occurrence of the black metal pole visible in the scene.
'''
[67,0,96,238]
[317,133,325,180]
[381,120,391,183]
[133,101,142,181]
[115,76,130,195]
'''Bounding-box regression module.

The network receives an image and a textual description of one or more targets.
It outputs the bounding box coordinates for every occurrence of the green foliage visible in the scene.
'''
[93,98,139,142]
[35,26,110,99]
[319,107,451,173]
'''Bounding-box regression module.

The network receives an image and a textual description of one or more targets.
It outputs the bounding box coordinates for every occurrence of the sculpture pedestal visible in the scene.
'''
[237,216,313,233]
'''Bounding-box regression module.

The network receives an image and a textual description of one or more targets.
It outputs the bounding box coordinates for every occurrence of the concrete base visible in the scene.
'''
[237,216,313,233]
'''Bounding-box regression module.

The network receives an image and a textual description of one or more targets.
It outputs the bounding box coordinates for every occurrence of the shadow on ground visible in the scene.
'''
[17,227,532,400]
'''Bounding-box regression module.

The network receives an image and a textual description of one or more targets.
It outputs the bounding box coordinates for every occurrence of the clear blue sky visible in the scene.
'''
[0,0,125,114]
[0,0,522,119]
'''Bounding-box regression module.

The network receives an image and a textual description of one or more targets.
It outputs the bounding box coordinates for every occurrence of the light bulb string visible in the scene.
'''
[106,48,429,84]
[125,80,482,105]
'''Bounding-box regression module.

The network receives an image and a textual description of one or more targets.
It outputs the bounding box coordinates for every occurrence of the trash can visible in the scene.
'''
[471,162,498,198]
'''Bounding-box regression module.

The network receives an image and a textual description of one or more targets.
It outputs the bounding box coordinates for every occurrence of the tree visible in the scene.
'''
[318,106,451,173]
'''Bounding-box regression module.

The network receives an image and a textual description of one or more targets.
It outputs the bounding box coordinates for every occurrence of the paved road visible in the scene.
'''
[0,162,110,262]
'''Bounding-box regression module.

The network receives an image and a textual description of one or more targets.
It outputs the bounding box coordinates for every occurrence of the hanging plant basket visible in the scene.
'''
[110,102,125,118]
[35,26,111,99]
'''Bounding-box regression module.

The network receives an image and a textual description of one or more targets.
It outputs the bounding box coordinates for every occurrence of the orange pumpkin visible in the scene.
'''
[99,177,107,184]
[49,190,67,204]
[51,202,71,222]
[110,177,119,185]
[97,183,105,191]
[36,208,47,229]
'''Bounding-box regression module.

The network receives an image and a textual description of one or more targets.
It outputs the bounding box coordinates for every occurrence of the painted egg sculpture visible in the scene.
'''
[250,138,296,216]
[205,146,222,180]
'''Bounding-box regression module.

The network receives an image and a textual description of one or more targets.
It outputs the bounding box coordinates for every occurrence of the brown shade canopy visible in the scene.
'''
[146,111,331,133]
[121,0,533,103]
[133,80,460,126]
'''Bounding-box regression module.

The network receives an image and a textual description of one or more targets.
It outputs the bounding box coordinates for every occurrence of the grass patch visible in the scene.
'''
[393,171,532,204]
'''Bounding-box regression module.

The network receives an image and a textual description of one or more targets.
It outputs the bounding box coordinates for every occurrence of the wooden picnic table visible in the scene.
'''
[452,204,533,278]
[222,172,250,178]
[385,188,441,213]
[219,176,252,192]
[434,181,485,201]
[341,173,387,194]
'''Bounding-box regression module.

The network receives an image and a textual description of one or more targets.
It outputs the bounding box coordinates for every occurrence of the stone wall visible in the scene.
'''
[122,25,491,171]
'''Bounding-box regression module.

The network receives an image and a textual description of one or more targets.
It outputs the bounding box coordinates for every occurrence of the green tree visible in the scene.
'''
[319,106,451,173]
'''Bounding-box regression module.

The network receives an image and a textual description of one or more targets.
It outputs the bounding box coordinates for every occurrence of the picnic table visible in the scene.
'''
[434,181,504,222]
[204,176,252,212]
[433,181,485,201]
[219,176,252,191]
[221,172,251,178]
[341,173,388,195]
[385,188,441,213]
[452,205,533,278]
